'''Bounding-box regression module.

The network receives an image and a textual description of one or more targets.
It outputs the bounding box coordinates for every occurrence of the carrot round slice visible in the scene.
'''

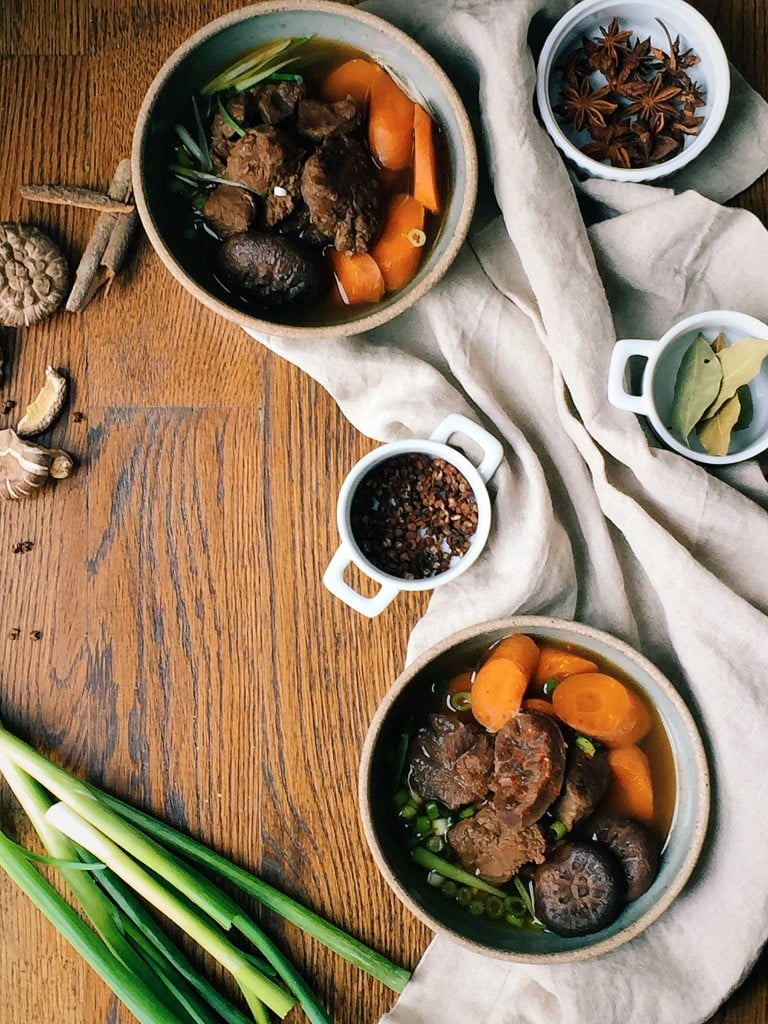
[321,58,384,105]
[552,673,651,747]
[368,71,415,171]
[534,646,598,687]
[371,193,425,293]
[603,745,654,823]
[470,656,528,732]
[412,104,440,213]
[328,250,385,306]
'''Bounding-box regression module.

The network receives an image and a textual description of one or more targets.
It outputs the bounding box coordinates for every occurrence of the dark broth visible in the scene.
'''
[166,37,451,326]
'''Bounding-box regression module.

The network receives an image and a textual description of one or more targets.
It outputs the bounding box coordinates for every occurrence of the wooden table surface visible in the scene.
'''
[0,1,766,1022]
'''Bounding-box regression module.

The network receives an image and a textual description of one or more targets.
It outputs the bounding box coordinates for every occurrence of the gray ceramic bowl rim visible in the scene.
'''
[359,614,711,963]
[131,0,478,339]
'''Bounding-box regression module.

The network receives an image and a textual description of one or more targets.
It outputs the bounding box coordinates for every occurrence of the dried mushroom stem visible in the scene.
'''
[20,184,134,215]
[65,159,133,313]
[16,365,68,437]
[0,427,73,500]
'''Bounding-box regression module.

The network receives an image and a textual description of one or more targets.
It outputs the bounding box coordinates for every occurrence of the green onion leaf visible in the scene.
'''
[410,847,506,897]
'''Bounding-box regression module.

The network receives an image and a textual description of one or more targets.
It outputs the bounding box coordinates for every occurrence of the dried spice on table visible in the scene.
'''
[554,16,705,169]
[350,452,479,579]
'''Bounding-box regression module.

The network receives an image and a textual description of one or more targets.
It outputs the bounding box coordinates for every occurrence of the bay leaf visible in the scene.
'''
[697,392,742,457]
[705,336,768,418]
[710,331,728,353]
[669,333,723,441]
[734,383,754,431]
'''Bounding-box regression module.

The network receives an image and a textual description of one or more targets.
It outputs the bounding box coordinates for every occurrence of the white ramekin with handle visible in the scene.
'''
[323,414,504,617]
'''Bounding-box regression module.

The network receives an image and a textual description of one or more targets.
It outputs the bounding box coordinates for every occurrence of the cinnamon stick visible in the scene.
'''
[65,159,133,313]
[20,184,134,215]
[100,200,138,295]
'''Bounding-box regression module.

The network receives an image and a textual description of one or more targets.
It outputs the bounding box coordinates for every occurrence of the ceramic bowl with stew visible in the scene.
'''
[359,616,710,963]
[536,0,730,182]
[132,0,478,339]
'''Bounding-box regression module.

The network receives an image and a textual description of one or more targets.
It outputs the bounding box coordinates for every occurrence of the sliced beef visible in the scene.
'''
[301,135,385,253]
[590,816,660,901]
[250,80,305,126]
[551,746,609,831]
[492,712,566,829]
[408,714,493,809]
[297,99,361,142]
[225,126,305,226]
[215,231,328,307]
[448,804,548,885]
[202,185,256,239]
[210,94,250,172]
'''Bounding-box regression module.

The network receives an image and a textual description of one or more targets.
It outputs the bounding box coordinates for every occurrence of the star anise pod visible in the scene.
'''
[675,72,707,111]
[652,18,701,76]
[586,16,633,76]
[555,78,618,133]
[612,35,653,86]
[622,73,683,132]
[581,121,637,168]
[559,46,591,88]
[649,130,682,163]
[669,112,705,137]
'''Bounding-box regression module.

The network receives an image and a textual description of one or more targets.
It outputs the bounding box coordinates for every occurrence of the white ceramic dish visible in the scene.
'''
[536,0,730,182]
[323,414,503,617]
[132,0,478,339]
[359,616,710,963]
[608,309,768,465]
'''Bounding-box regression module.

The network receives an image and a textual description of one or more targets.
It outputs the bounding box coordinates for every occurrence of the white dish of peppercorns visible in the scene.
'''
[323,413,504,617]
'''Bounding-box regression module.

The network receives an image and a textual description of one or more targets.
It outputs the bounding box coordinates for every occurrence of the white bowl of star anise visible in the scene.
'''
[535,0,730,182]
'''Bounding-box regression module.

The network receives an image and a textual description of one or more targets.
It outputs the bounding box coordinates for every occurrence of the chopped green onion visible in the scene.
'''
[174,124,207,169]
[485,895,505,920]
[424,836,443,854]
[441,880,458,898]
[411,847,506,897]
[216,95,247,138]
[457,805,476,820]
[400,802,418,821]
[505,913,526,927]
[191,95,212,172]
[431,818,449,837]
[426,871,444,888]
[542,677,561,696]
[203,37,312,95]
[265,72,304,82]
[447,690,472,713]
[468,899,485,915]
[168,165,252,190]
[513,875,535,918]
[425,801,440,820]
[549,819,568,840]
[574,734,598,757]
[456,886,472,907]
[415,815,431,836]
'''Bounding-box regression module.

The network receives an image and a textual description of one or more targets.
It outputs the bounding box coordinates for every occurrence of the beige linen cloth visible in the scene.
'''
[248,1,768,1020]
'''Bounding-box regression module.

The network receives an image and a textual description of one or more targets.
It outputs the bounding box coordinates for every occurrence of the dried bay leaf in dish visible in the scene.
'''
[705,336,768,418]
[734,383,754,431]
[697,392,742,456]
[669,332,722,441]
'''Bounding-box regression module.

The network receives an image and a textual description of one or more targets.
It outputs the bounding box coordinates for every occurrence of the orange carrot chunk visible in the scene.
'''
[371,194,425,292]
[603,745,654,823]
[552,673,652,747]
[329,250,385,306]
[368,71,415,171]
[412,104,441,213]
[471,656,529,733]
[521,697,557,718]
[321,58,384,105]
[487,634,540,678]
[534,646,598,687]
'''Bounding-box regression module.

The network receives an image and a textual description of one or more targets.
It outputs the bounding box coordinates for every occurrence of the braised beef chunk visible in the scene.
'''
[297,99,361,141]
[301,135,385,253]
[492,712,566,829]
[215,232,328,307]
[225,126,305,226]
[210,95,250,171]
[251,80,305,126]
[202,185,256,239]
[448,805,548,885]
[551,746,609,830]
[408,714,493,809]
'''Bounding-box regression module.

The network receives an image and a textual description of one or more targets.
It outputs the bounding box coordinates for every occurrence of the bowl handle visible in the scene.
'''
[429,413,504,483]
[322,546,401,618]
[607,339,656,415]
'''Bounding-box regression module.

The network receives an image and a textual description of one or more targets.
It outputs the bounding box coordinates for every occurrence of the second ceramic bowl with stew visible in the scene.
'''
[323,414,503,617]
[359,616,710,963]
[132,0,478,339]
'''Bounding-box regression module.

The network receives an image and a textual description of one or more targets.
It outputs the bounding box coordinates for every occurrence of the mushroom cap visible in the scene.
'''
[533,840,624,937]
[0,223,69,327]
[590,815,660,902]
[0,427,72,499]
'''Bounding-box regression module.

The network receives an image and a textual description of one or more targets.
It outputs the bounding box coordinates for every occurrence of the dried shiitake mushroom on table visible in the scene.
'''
[0,427,73,500]
[0,222,68,327]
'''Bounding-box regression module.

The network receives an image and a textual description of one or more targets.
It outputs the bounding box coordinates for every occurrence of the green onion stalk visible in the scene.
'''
[0,721,411,1024]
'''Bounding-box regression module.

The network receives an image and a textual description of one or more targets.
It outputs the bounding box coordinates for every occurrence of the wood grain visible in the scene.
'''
[0,2,766,1024]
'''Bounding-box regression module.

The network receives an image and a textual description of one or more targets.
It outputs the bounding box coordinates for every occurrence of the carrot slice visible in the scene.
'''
[603,745,654,823]
[412,104,440,213]
[370,193,425,292]
[368,71,415,171]
[487,634,540,678]
[329,250,385,306]
[534,646,598,687]
[552,673,652,747]
[471,657,529,733]
[321,58,384,105]
[521,697,557,718]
